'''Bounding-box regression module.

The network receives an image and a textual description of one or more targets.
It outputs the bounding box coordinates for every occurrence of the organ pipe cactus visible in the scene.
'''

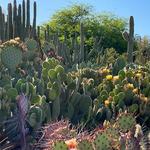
[0,0,37,41]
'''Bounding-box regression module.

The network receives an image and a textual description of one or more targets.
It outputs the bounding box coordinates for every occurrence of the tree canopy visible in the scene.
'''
[43,4,128,54]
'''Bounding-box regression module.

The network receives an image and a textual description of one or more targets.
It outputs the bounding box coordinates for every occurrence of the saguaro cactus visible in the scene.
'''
[123,16,134,63]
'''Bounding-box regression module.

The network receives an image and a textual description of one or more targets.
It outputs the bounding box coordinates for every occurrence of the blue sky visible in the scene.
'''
[1,0,150,37]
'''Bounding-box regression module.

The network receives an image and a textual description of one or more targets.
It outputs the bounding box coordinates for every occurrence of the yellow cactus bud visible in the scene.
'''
[106,75,113,81]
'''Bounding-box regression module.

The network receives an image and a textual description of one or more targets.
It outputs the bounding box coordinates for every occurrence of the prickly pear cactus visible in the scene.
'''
[7,88,18,100]
[42,58,60,79]
[28,106,43,128]
[25,38,38,51]
[24,38,39,60]
[112,56,126,75]
[78,94,92,116]
[43,41,52,53]
[116,113,136,133]
[105,127,120,148]
[53,141,68,150]
[1,45,22,73]
[78,140,94,150]
[105,126,119,137]
[94,131,111,150]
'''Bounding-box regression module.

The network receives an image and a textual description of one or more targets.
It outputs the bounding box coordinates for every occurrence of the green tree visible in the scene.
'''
[47,4,91,36]
[43,4,128,59]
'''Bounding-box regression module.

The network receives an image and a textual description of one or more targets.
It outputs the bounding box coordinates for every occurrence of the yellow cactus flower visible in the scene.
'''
[126,83,134,90]
[113,76,119,80]
[135,73,142,78]
[113,76,120,83]
[106,75,113,81]
[143,97,148,102]
[133,88,139,94]
[104,100,110,107]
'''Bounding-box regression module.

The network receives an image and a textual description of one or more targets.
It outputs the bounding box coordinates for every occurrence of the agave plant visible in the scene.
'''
[0,94,30,150]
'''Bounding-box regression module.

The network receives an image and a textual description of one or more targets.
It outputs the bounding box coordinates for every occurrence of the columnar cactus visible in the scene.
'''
[80,22,84,62]
[123,16,134,63]
[22,0,25,39]
[26,0,30,30]
[13,0,17,38]
[33,1,37,37]
[7,3,13,39]
[0,0,37,41]
[0,6,5,41]
[17,4,22,38]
